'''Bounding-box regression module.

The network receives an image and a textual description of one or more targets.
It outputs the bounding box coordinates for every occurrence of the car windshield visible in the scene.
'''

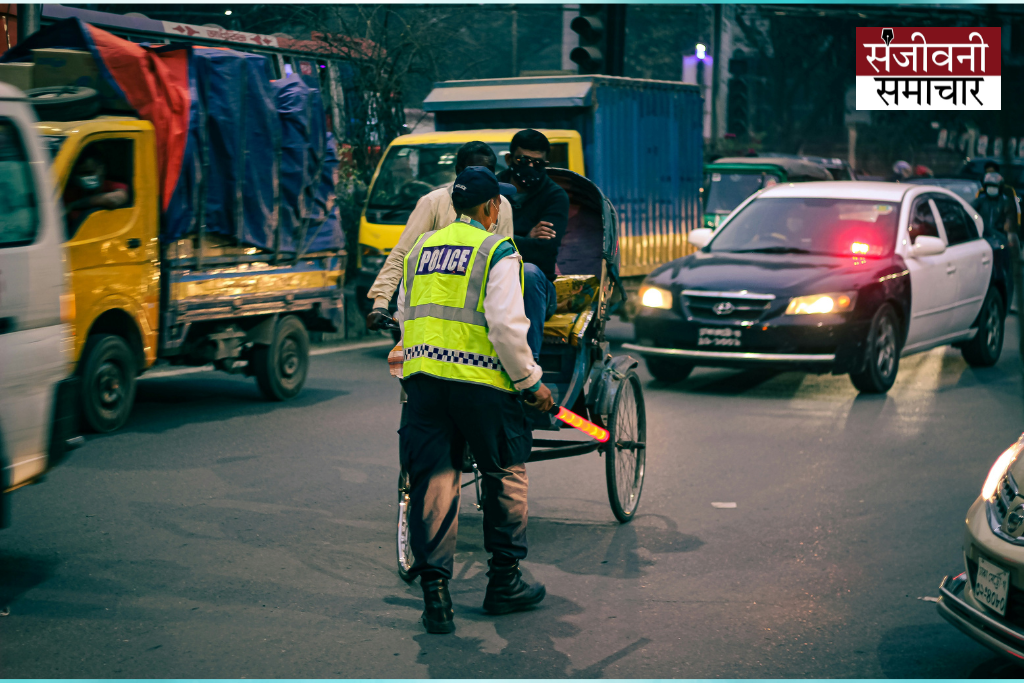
[367,143,509,216]
[703,171,779,214]
[710,197,900,257]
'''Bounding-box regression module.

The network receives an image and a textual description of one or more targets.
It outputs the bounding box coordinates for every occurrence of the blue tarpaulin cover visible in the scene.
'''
[1,20,343,254]
[175,51,342,253]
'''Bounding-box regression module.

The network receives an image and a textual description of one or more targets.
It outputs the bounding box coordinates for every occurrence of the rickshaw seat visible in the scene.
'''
[543,274,598,345]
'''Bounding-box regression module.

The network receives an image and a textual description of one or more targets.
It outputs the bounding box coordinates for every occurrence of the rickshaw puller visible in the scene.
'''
[396,166,555,634]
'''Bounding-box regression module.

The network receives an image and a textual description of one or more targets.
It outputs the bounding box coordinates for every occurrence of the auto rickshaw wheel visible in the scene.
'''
[603,370,646,523]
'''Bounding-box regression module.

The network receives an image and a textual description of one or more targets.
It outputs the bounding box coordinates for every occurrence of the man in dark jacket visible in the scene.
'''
[498,129,570,360]
[973,172,1018,238]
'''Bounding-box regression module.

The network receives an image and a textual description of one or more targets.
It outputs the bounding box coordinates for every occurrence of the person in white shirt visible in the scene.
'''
[366,141,513,330]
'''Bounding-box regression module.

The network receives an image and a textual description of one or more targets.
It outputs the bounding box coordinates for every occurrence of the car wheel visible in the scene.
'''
[849,304,900,394]
[80,334,137,433]
[644,356,694,383]
[961,287,1004,367]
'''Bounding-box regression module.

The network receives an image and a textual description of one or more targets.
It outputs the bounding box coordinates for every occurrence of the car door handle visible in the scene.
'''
[982,256,992,265]
[0,316,14,334]
[126,238,141,249]
[946,264,957,274]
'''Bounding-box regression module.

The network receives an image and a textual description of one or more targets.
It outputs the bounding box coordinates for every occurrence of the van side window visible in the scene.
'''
[63,138,134,239]
[908,199,939,244]
[0,119,39,249]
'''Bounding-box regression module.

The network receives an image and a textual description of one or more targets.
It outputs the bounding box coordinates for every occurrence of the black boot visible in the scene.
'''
[420,576,456,634]
[482,559,546,615]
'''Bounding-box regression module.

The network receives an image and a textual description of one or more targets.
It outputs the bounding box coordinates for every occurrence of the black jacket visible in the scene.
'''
[498,169,570,281]
[972,191,1018,236]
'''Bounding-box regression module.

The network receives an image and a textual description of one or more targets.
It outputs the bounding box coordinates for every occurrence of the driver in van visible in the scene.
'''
[366,141,513,323]
[63,154,129,228]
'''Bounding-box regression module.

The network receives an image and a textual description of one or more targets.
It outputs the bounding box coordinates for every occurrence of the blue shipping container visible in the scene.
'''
[422,75,704,277]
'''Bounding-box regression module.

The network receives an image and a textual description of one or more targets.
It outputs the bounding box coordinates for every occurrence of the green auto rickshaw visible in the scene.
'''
[702,157,833,229]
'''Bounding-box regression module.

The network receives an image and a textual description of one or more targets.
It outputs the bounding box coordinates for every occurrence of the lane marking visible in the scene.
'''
[141,338,393,380]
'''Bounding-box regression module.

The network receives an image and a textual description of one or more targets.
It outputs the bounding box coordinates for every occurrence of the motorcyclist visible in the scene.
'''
[972,173,1018,239]
[888,160,913,182]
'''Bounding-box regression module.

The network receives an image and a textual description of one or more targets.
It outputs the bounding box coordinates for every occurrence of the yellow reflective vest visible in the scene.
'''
[401,220,523,392]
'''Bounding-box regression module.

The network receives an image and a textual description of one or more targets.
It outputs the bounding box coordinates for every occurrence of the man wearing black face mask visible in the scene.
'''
[498,129,570,361]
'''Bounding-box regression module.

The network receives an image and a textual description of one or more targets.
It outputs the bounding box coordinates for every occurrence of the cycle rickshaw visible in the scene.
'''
[394,168,647,581]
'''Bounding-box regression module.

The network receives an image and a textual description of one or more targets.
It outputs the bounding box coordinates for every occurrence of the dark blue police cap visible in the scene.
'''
[452,166,516,207]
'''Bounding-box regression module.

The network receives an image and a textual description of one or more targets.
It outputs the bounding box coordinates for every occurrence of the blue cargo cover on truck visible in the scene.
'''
[2,19,342,255]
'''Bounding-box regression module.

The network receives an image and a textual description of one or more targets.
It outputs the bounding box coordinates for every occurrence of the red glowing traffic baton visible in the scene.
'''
[551,406,609,443]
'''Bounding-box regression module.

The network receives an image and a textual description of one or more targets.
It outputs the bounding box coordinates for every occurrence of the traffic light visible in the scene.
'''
[570,5,626,76]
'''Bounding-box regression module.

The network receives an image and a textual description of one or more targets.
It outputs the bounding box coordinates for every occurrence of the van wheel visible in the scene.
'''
[644,356,694,383]
[849,304,900,394]
[26,86,101,122]
[962,287,1004,367]
[80,334,137,433]
[253,316,309,401]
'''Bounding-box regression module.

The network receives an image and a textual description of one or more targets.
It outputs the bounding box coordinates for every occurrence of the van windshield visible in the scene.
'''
[366,143,509,222]
[703,171,780,215]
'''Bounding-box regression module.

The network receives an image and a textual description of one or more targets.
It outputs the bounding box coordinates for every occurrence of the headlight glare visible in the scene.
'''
[786,292,856,315]
[640,285,672,310]
[982,436,1024,500]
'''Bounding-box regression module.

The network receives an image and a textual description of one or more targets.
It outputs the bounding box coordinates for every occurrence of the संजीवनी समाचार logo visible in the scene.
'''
[855,26,1001,111]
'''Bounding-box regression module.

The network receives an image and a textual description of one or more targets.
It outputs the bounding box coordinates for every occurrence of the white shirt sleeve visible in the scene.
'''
[484,253,543,391]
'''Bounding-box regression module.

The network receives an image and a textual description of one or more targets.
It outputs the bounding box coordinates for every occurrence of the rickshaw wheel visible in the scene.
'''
[397,469,415,581]
[604,370,647,523]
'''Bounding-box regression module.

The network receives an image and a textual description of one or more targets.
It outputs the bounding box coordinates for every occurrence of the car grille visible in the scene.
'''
[967,556,1024,628]
[681,290,776,323]
[995,472,1020,520]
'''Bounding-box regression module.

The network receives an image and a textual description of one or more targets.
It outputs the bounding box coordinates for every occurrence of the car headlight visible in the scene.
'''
[982,435,1024,500]
[785,292,857,315]
[639,285,672,310]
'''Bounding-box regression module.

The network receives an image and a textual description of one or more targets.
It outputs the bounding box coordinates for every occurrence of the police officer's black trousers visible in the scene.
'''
[400,374,532,581]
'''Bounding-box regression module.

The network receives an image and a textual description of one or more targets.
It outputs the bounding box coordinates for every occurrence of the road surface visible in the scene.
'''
[2,321,1022,677]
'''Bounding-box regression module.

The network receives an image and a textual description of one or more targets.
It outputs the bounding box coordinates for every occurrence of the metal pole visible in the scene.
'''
[16,4,40,44]
[710,5,722,145]
[511,10,518,77]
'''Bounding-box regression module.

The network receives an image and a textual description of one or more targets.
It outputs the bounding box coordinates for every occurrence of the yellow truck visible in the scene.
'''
[354,128,584,312]
[41,115,344,433]
[6,26,346,434]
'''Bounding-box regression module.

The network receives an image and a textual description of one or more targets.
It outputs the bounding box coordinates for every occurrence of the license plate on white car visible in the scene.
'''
[975,555,1011,616]
[697,327,742,348]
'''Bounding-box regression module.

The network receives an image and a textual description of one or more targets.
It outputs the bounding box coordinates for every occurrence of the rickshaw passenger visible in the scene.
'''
[498,129,570,360]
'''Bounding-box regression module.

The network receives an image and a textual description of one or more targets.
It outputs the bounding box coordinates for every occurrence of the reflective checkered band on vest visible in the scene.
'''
[404,344,502,372]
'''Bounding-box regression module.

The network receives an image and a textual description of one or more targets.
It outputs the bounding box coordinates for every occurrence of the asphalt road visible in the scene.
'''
[3,321,1024,677]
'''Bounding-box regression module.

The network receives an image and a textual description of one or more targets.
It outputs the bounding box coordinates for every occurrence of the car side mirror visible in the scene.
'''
[909,235,946,257]
[688,228,714,250]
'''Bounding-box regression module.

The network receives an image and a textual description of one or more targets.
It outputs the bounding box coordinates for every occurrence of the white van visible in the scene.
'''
[0,82,76,526]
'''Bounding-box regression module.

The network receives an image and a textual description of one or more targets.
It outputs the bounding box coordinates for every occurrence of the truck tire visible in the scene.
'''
[80,334,137,433]
[26,86,101,122]
[252,315,309,401]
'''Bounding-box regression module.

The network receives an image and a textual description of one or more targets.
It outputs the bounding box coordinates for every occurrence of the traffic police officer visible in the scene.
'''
[395,166,555,634]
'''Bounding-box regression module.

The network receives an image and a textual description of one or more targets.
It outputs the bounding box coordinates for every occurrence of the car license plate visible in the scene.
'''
[697,327,742,348]
[975,555,1011,616]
